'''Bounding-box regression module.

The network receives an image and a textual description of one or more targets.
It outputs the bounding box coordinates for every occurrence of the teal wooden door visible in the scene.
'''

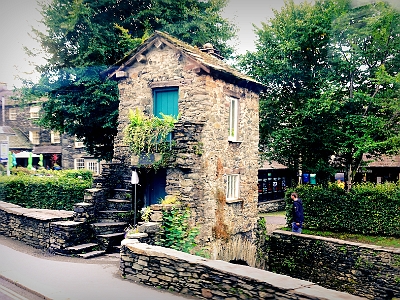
[147,88,178,205]
[153,88,179,118]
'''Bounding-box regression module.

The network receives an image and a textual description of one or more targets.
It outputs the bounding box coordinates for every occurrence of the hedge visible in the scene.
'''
[286,182,400,237]
[0,170,93,211]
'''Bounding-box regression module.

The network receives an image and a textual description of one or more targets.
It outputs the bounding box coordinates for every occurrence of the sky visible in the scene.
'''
[0,0,304,89]
[1,0,394,89]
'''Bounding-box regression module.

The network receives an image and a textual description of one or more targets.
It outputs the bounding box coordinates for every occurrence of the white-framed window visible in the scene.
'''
[86,160,100,175]
[9,108,17,120]
[75,136,84,148]
[51,131,61,144]
[30,106,40,119]
[226,174,240,200]
[228,97,239,141]
[29,131,40,144]
[74,158,99,175]
[74,158,85,170]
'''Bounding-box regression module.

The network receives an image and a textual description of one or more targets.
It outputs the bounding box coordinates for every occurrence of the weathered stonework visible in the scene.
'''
[120,241,364,300]
[111,32,263,248]
[269,231,400,299]
[0,201,74,250]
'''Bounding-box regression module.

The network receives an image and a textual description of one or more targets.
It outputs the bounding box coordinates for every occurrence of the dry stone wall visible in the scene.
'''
[269,231,400,299]
[113,44,259,246]
[0,201,74,250]
[120,240,364,300]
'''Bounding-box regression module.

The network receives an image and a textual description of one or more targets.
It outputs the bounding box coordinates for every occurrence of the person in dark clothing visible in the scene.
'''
[291,192,304,233]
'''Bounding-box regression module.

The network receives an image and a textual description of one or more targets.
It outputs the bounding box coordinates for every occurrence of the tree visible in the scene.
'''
[21,0,236,160]
[239,0,400,188]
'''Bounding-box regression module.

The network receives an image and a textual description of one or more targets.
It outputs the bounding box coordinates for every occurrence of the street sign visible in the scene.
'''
[0,140,8,163]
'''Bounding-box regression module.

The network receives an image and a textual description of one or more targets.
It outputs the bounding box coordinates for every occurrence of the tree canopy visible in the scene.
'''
[239,0,400,187]
[22,0,236,160]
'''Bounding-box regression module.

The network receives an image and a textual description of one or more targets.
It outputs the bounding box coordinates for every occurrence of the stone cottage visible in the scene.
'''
[106,31,265,246]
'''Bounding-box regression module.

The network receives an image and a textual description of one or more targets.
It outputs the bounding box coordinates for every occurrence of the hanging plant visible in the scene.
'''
[123,108,179,168]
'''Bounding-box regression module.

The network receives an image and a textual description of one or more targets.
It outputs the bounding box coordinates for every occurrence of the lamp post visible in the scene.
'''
[0,126,16,176]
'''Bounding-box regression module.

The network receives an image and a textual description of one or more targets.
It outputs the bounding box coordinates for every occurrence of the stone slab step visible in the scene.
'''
[97,232,125,239]
[107,199,131,203]
[65,243,98,252]
[114,189,131,192]
[77,250,106,259]
[91,222,127,227]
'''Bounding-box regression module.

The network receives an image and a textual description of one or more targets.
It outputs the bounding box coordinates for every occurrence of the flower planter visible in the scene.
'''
[131,153,162,166]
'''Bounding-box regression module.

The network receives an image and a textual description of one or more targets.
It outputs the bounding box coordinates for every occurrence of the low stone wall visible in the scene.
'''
[269,231,400,300]
[258,199,286,213]
[0,201,74,250]
[120,240,363,300]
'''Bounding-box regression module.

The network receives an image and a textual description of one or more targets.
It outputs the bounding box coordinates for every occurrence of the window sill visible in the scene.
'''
[226,198,243,204]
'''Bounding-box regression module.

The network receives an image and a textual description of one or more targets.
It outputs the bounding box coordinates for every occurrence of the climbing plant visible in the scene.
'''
[123,108,179,168]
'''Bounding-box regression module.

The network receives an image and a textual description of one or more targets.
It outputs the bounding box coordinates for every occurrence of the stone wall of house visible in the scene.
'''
[120,240,363,300]
[268,231,400,300]
[113,44,259,247]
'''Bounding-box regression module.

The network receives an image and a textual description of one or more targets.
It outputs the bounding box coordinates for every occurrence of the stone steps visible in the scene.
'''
[77,250,107,259]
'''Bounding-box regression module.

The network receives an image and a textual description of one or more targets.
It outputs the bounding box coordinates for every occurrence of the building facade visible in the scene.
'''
[0,83,102,174]
[107,31,265,245]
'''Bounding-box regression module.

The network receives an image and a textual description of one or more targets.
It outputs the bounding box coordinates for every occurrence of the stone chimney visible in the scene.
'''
[200,43,224,60]
[0,82,7,92]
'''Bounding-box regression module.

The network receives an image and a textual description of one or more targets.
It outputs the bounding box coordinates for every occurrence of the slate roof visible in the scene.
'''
[6,128,32,150]
[365,155,400,167]
[106,31,266,93]
[33,146,62,154]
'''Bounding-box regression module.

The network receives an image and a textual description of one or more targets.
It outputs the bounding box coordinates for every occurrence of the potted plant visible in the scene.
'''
[123,108,179,168]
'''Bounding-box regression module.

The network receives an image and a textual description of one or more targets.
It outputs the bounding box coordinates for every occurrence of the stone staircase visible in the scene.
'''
[51,163,134,259]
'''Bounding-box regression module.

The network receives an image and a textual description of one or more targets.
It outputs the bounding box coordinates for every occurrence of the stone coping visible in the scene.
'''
[0,201,73,221]
[124,241,364,300]
[272,230,400,254]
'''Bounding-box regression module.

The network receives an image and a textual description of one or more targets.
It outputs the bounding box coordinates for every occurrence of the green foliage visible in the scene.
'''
[239,0,400,186]
[0,170,93,210]
[124,109,178,168]
[255,217,269,269]
[140,206,152,223]
[156,206,199,253]
[20,0,236,160]
[287,182,400,237]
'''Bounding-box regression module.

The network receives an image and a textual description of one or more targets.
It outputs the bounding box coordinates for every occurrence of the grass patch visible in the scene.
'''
[260,211,400,248]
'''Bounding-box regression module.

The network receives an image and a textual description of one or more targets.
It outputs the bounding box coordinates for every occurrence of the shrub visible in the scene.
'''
[156,206,199,253]
[0,170,93,210]
[287,182,400,237]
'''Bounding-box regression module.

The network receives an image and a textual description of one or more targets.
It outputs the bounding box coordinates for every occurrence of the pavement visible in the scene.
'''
[0,214,286,300]
[0,235,194,300]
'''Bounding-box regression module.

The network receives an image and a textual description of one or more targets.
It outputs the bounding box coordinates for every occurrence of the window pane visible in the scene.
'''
[75,158,85,169]
[228,97,238,140]
[226,174,239,200]
[9,108,17,120]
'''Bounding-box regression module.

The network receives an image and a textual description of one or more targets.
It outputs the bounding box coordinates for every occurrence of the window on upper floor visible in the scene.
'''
[153,87,179,142]
[9,108,17,120]
[228,97,239,141]
[51,131,61,144]
[75,137,84,148]
[29,131,40,144]
[226,174,240,200]
[30,106,40,119]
